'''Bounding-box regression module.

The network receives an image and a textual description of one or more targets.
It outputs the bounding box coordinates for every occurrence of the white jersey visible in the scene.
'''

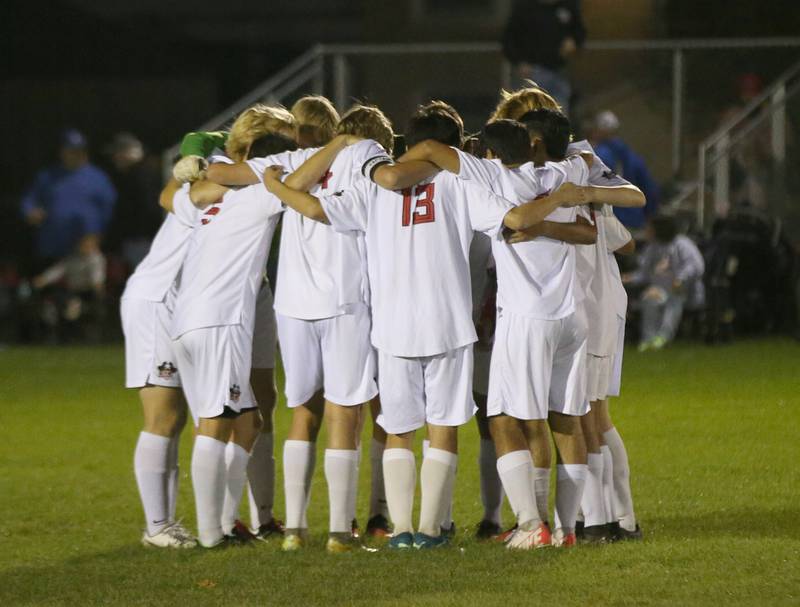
[121,185,199,302]
[455,149,589,320]
[569,140,633,355]
[469,232,494,323]
[249,141,385,320]
[321,171,512,357]
[171,181,284,339]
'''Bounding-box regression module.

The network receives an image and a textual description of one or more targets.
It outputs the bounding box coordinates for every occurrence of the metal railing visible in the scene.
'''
[163,37,800,187]
[694,59,800,230]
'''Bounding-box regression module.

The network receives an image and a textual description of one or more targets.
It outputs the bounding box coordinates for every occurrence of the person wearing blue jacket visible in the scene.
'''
[21,129,117,267]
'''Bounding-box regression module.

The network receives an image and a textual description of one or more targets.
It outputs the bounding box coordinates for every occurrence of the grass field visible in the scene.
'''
[1,339,799,606]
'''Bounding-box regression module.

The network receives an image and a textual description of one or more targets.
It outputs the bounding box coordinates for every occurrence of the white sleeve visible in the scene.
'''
[171,184,199,227]
[320,182,370,234]
[245,148,317,183]
[603,211,632,252]
[569,141,633,187]
[241,185,284,218]
[455,149,499,187]
[460,180,513,237]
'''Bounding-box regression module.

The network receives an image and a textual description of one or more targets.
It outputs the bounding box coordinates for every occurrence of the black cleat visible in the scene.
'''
[254,517,285,540]
[229,520,259,543]
[351,518,361,539]
[575,520,585,539]
[365,514,393,538]
[580,524,612,544]
[440,521,457,538]
[613,523,643,542]
[475,519,503,540]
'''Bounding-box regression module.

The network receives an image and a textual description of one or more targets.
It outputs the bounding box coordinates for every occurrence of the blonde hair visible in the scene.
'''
[291,95,340,146]
[490,83,561,121]
[225,104,295,161]
[337,104,395,154]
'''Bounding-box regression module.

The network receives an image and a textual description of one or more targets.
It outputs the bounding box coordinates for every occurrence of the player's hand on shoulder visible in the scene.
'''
[554,181,590,207]
[504,223,543,244]
[262,165,287,191]
[173,155,209,183]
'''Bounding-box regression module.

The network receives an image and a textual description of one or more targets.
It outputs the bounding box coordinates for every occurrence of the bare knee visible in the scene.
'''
[231,408,263,451]
[288,391,324,442]
[140,386,185,437]
[325,401,361,450]
[427,423,458,454]
[386,430,415,451]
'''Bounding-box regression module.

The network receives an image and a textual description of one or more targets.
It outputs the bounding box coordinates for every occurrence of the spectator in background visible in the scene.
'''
[502,0,586,113]
[20,129,117,271]
[591,110,661,229]
[624,215,705,352]
[103,132,163,270]
[32,233,106,342]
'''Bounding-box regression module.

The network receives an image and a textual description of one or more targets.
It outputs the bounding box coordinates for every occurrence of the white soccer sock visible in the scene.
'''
[601,444,617,525]
[221,442,251,535]
[479,439,503,526]
[602,428,637,531]
[134,432,170,536]
[247,432,275,529]
[383,448,416,535]
[191,435,227,547]
[496,450,540,528]
[347,444,361,525]
[581,453,607,527]
[283,440,315,531]
[555,464,587,535]
[325,449,359,534]
[368,438,388,518]
[166,434,180,523]
[418,448,457,536]
[533,467,551,524]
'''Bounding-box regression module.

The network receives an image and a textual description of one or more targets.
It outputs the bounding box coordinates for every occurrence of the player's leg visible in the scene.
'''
[376,350,426,549]
[638,287,665,351]
[277,313,324,548]
[474,391,504,539]
[194,414,236,548]
[579,403,610,542]
[414,345,474,548]
[319,307,379,552]
[246,282,282,537]
[221,406,263,540]
[548,311,590,546]
[365,396,392,537]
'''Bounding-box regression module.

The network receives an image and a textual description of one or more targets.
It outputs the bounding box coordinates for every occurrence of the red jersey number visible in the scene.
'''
[401,183,436,227]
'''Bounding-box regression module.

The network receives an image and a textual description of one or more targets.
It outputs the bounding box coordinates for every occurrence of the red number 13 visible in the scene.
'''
[401,183,436,227]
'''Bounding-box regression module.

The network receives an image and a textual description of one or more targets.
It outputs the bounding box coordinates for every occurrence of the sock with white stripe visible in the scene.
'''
[134,432,170,536]
[191,435,227,547]
[247,431,275,529]
[479,439,503,526]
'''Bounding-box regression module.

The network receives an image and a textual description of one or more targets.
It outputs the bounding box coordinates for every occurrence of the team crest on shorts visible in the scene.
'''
[229,384,242,402]
[157,362,177,379]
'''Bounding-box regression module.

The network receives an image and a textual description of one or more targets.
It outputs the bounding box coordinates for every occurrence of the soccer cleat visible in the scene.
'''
[552,528,577,548]
[351,518,361,539]
[613,523,643,542]
[505,521,552,550]
[575,520,585,539]
[475,519,503,540]
[413,532,449,549]
[497,523,519,543]
[141,522,197,549]
[580,524,612,544]
[388,531,414,550]
[229,520,259,543]
[651,336,667,350]
[440,521,456,539]
[281,532,305,552]
[365,514,393,538]
[253,517,285,540]
[326,535,359,554]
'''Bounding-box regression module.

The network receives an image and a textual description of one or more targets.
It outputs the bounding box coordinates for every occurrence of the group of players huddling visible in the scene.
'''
[122,83,644,553]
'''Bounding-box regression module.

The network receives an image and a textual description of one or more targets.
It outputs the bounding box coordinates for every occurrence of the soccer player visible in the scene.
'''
[207,102,411,552]
[261,101,587,550]
[121,178,200,548]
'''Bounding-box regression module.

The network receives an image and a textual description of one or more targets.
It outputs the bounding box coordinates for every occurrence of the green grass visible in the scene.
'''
[1,339,799,606]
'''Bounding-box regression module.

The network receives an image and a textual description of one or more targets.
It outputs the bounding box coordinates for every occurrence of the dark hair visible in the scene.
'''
[651,215,678,244]
[519,108,571,160]
[247,132,297,159]
[481,119,531,166]
[405,101,464,148]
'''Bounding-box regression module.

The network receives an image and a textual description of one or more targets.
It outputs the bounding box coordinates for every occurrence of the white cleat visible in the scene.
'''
[141,522,198,548]
[505,521,552,550]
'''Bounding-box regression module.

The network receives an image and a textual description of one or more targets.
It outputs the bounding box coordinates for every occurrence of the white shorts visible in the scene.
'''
[121,297,181,389]
[473,346,491,396]
[586,354,613,402]
[376,345,476,434]
[173,325,256,424]
[276,305,378,408]
[607,316,625,397]
[251,281,277,370]
[488,307,588,420]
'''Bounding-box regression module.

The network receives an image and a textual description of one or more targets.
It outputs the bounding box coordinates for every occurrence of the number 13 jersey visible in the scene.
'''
[321,171,513,358]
